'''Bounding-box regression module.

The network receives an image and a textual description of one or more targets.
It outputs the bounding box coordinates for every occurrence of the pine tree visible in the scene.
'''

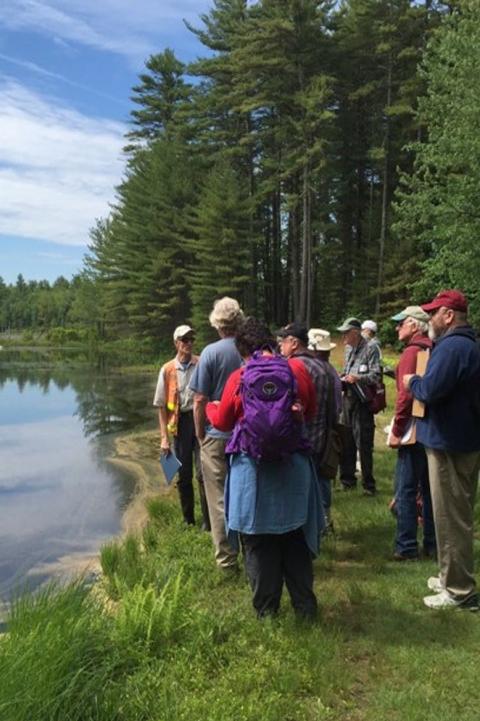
[188,159,252,343]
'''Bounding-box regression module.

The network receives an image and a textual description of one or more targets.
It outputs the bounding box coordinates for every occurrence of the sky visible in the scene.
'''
[0,0,211,285]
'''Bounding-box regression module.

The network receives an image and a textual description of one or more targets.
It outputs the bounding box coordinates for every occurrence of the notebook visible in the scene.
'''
[159,451,182,485]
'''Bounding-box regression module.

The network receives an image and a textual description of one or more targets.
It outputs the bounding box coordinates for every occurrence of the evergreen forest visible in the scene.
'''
[1,0,479,345]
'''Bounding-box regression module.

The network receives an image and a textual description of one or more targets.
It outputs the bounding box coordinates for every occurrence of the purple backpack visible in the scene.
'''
[226,352,310,461]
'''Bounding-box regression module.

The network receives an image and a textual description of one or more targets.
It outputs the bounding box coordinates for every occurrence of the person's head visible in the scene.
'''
[308,328,336,360]
[277,322,309,358]
[173,324,195,358]
[420,290,468,340]
[390,306,429,343]
[235,317,274,359]
[336,317,362,347]
[361,319,377,340]
[209,297,244,338]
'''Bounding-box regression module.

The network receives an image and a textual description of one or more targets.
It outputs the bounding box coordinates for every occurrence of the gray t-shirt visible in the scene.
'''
[189,337,242,438]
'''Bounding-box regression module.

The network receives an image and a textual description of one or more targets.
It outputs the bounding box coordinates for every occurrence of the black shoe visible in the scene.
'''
[341,482,357,491]
[393,551,419,562]
[363,488,376,497]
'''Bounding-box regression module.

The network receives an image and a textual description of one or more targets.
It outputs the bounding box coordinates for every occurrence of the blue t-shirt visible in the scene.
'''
[189,336,242,438]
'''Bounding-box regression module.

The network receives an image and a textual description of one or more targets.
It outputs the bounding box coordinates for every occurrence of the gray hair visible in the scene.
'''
[209,297,244,332]
[409,317,429,334]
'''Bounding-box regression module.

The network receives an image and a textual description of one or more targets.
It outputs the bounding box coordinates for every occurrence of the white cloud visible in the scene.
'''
[0,0,210,61]
[0,79,125,247]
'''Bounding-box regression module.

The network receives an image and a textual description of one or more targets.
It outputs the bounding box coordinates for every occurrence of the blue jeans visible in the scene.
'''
[394,443,436,556]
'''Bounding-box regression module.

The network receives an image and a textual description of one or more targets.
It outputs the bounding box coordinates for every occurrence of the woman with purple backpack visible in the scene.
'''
[206,317,324,620]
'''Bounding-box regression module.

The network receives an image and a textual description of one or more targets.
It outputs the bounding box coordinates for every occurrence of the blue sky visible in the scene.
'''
[0,0,211,285]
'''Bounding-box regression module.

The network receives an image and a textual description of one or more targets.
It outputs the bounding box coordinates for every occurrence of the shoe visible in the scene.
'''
[341,483,357,491]
[393,552,418,562]
[363,488,376,497]
[427,576,443,593]
[423,547,437,560]
[423,590,480,611]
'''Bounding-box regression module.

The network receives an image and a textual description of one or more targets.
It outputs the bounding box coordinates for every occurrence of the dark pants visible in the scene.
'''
[313,452,331,524]
[340,395,376,491]
[174,411,210,528]
[394,443,436,557]
[242,529,317,619]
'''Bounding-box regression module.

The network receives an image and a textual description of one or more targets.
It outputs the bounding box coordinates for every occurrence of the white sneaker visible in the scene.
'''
[423,590,480,611]
[427,576,443,593]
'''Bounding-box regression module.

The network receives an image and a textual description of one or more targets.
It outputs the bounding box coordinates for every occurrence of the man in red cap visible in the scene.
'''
[403,289,480,610]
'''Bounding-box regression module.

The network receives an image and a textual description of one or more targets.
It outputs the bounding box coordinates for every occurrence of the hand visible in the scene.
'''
[403,374,414,390]
[291,401,304,422]
[344,373,360,384]
[388,434,401,448]
[160,438,171,456]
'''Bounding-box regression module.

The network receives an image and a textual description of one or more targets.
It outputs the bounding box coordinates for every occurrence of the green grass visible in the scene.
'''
[1,428,480,720]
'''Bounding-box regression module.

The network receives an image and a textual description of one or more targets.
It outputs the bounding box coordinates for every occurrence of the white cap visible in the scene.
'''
[361,320,377,333]
[308,328,336,351]
[173,324,194,341]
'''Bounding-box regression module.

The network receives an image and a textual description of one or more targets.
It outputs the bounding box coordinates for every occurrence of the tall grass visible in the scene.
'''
[2,449,480,721]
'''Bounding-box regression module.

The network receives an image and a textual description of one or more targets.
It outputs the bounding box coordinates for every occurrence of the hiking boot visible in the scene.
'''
[427,576,443,593]
[393,552,418,562]
[423,590,480,611]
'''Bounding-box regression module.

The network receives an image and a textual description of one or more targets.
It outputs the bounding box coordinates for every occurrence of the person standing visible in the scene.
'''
[189,297,243,571]
[404,290,480,610]
[337,317,381,495]
[207,318,322,619]
[387,306,435,560]
[277,323,332,525]
[153,325,210,528]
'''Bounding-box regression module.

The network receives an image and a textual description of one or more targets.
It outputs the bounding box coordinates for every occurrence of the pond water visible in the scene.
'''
[0,348,157,605]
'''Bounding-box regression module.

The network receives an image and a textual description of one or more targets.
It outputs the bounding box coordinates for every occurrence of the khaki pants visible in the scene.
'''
[426,447,480,600]
[200,436,238,569]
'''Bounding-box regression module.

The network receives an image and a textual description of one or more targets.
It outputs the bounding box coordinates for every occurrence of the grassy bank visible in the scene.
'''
[1,418,480,721]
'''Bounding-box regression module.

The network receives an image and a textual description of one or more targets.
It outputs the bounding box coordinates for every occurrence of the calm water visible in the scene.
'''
[0,349,156,602]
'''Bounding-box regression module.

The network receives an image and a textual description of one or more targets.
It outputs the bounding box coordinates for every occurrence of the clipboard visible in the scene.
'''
[412,349,430,418]
[159,451,182,485]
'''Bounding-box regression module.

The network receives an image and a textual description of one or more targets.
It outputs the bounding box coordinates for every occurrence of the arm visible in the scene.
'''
[153,367,170,453]
[289,358,317,421]
[358,343,382,386]
[193,393,208,441]
[158,407,170,455]
[206,370,242,432]
[391,345,418,439]
[408,340,468,403]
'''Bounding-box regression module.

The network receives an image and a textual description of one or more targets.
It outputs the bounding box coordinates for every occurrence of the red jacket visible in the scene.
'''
[207,356,317,432]
[393,333,432,438]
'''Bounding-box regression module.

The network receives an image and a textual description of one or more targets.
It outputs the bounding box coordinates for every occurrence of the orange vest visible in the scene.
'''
[163,356,199,435]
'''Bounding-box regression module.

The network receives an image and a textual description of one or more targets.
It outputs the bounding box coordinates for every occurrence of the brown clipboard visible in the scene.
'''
[411,349,430,419]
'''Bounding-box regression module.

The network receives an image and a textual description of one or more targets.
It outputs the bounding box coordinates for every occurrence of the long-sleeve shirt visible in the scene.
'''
[343,338,381,387]
[392,334,432,438]
[410,326,480,452]
[206,356,316,431]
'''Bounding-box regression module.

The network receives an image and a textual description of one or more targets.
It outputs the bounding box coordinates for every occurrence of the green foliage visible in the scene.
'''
[393,0,480,324]
[3,435,480,721]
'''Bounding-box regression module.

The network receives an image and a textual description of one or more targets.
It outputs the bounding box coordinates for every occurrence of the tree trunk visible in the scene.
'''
[375,57,392,316]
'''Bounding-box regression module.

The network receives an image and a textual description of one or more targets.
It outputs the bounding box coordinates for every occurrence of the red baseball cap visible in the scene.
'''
[421,289,468,313]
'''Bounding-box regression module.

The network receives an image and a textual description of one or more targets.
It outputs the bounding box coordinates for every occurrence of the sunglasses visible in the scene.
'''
[179,336,195,343]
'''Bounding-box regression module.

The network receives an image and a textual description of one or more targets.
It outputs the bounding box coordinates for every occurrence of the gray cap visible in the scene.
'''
[391,306,429,323]
[337,317,362,333]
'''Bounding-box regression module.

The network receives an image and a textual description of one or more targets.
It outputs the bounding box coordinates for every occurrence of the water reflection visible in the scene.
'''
[0,350,157,600]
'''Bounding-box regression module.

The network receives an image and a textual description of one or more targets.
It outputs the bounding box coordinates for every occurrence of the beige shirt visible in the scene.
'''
[153,358,197,412]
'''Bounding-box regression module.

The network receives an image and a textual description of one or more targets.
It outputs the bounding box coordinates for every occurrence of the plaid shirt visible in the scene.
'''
[343,338,381,387]
[293,352,331,455]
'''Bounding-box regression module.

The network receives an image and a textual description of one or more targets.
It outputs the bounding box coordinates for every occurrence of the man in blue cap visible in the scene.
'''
[388,306,435,561]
